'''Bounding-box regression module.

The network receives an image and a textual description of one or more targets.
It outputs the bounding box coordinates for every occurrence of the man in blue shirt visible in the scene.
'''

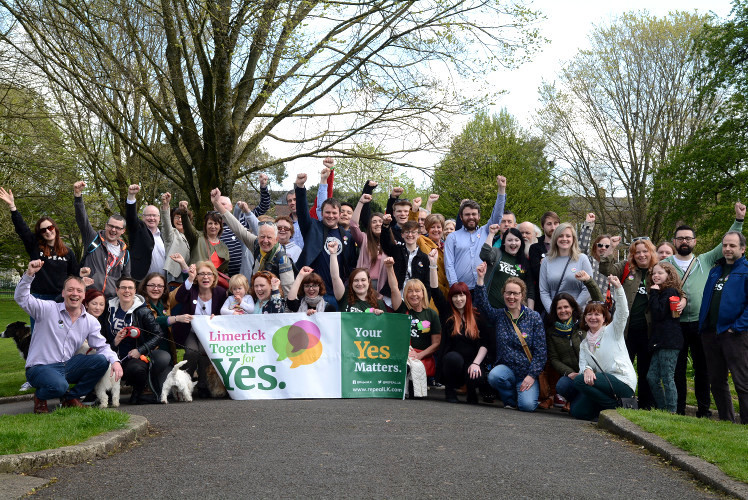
[444,175,506,290]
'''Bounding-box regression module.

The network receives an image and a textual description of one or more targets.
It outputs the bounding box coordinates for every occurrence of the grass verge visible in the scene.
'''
[0,407,130,455]
[618,408,748,484]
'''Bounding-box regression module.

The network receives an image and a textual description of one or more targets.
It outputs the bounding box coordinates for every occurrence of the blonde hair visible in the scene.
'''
[228,274,250,294]
[547,223,581,261]
[403,279,430,310]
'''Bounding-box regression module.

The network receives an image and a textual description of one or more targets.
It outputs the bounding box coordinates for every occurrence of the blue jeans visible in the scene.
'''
[26,354,109,401]
[488,364,539,412]
[647,348,680,413]
[556,375,580,407]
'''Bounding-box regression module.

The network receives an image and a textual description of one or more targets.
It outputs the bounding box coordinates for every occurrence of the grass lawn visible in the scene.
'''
[0,407,129,455]
[619,409,748,484]
[0,297,32,397]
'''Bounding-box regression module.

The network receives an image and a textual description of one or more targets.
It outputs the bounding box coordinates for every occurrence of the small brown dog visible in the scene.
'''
[205,363,228,398]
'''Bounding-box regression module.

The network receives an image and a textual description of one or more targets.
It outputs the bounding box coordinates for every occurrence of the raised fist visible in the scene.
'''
[585,213,596,223]
[736,202,746,220]
[391,186,404,198]
[128,184,140,196]
[323,157,335,169]
[27,260,43,276]
[296,173,307,188]
[360,193,372,204]
[73,181,86,197]
[258,172,269,188]
[161,192,172,206]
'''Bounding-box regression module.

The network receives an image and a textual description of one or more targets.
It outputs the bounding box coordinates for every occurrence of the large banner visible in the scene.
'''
[191,312,410,399]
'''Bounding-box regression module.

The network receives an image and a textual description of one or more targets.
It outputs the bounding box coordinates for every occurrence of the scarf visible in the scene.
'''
[586,328,603,352]
[298,295,325,313]
[553,318,574,337]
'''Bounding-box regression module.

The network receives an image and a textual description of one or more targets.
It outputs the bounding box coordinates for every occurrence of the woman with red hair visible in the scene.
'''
[427,250,494,403]
[599,237,659,409]
[0,187,79,305]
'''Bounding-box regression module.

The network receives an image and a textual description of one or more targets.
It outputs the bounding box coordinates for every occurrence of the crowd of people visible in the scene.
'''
[4,160,747,424]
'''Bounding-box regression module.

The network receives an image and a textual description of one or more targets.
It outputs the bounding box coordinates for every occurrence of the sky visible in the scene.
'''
[274,0,735,190]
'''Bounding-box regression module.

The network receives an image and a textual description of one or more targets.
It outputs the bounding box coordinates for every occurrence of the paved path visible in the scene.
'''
[1,398,721,499]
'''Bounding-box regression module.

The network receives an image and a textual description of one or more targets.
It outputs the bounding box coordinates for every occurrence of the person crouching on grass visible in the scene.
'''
[15,260,122,413]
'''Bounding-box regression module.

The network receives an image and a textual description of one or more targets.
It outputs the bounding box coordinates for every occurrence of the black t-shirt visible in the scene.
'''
[707,264,733,331]
[630,274,648,327]
[342,297,388,313]
[395,303,441,350]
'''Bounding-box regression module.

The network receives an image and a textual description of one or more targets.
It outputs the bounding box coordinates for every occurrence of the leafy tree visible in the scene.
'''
[432,109,563,224]
[651,1,748,250]
[536,11,718,242]
[0,0,545,216]
[0,83,80,273]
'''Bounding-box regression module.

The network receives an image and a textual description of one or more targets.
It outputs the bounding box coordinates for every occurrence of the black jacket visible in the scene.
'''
[125,201,155,281]
[528,236,549,314]
[101,297,164,358]
[648,287,683,351]
[379,226,430,299]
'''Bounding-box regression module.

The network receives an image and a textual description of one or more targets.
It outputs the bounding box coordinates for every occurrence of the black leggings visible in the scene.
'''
[441,351,480,402]
[184,331,209,390]
[626,323,654,409]
[122,349,172,395]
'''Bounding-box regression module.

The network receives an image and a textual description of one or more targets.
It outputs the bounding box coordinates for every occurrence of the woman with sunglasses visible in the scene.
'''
[589,234,615,292]
[0,187,80,304]
[599,236,659,410]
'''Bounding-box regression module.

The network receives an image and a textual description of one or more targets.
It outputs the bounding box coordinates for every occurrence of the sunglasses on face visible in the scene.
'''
[597,243,610,249]
[39,224,55,233]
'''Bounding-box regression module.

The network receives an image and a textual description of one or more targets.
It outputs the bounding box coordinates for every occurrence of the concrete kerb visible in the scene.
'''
[0,414,148,474]
[598,410,748,500]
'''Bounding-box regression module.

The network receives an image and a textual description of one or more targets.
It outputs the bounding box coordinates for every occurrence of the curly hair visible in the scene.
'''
[648,262,683,296]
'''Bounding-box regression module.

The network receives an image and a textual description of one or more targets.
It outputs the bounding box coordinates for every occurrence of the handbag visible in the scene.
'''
[217,271,229,290]
[589,355,638,409]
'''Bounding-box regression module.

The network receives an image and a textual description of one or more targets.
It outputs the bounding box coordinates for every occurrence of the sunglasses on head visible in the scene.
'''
[258,221,276,227]
[632,236,650,242]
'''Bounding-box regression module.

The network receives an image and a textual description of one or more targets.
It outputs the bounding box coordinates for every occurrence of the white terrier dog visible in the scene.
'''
[160,360,196,403]
[76,342,121,408]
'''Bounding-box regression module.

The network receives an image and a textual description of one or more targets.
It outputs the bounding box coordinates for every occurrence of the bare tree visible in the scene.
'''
[0,0,544,215]
[536,11,720,242]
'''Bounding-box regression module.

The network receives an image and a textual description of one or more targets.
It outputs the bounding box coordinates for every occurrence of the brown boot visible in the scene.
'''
[61,398,84,408]
[34,395,49,414]
[538,397,554,409]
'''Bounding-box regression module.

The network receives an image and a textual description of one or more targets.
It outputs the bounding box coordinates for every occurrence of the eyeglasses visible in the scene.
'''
[402,231,419,236]
[106,223,125,231]
[197,272,214,277]
[503,291,522,297]
[631,236,650,242]
[303,283,319,288]
[39,225,55,233]
[146,283,165,289]
[118,285,136,290]
[596,243,610,249]
[674,236,695,243]
[143,214,159,219]
[277,226,291,232]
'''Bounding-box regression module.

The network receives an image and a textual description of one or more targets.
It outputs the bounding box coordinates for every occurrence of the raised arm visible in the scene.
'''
[579,213,595,255]
[288,266,314,301]
[315,159,334,219]
[160,193,175,247]
[484,175,507,228]
[385,257,402,311]
[73,181,98,245]
[329,240,346,301]
[359,180,376,229]
[253,173,271,217]
[212,188,258,248]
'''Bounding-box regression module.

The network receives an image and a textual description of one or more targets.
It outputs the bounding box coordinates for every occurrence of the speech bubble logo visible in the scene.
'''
[272,320,323,368]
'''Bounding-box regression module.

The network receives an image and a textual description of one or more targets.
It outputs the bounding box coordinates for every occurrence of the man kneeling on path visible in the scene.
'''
[15,260,122,414]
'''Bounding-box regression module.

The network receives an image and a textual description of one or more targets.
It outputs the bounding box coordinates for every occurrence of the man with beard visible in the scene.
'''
[444,175,506,290]
[664,201,745,417]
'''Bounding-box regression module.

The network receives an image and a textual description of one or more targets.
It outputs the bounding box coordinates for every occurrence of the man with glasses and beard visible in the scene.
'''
[663,201,745,417]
